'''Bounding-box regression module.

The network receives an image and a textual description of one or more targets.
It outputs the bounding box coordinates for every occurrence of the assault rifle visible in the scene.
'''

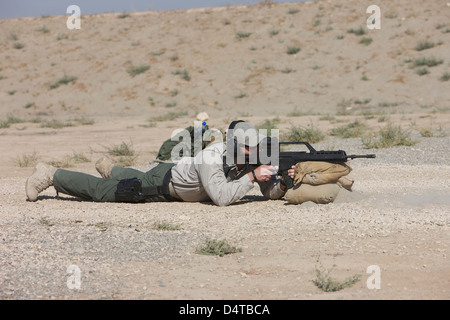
[258,140,376,189]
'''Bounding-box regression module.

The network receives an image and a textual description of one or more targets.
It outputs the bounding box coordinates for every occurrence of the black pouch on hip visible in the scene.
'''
[115,178,146,203]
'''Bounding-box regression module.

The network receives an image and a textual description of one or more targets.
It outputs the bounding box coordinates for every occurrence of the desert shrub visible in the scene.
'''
[415,68,429,76]
[127,65,150,77]
[236,31,252,40]
[412,56,444,67]
[153,220,182,231]
[172,69,191,81]
[362,123,417,148]
[255,117,281,131]
[347,26,367,36]
[49,74,77,89]
[106,141,134,157]
[151,111,188,122]
[439,71,450,81]
[330,120,367,138]
[195,238,242,257]
[415,40,434,51]
[283,123,325,143]
[15,152,38,167]
[13,42,25,49]
[287,46,301,55]
[359,37,373,46]
[40,119,73,129]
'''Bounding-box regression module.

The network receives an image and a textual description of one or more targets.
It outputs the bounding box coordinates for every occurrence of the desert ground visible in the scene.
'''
[0,0,449,300]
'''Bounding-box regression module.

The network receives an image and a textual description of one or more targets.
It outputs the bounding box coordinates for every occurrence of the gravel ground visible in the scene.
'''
[0,127,449,300]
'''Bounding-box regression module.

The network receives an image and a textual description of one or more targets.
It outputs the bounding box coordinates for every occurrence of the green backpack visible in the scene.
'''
[156,124,210,161]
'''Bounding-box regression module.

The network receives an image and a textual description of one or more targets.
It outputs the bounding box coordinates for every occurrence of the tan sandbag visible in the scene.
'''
[336,176,354,191]
[293,161,352,186]
[285,183,341,205]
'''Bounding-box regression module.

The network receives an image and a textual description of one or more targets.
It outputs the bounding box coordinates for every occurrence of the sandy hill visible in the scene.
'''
[0,0,449,122]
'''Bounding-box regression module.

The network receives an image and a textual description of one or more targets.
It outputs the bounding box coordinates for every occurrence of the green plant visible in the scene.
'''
[0,115,25,128]
[415,40,434,51]
[336,34,344,40]
[40,119,74,129]
[57,34,69,41]
[47,157,74,168]
[195,238,242,257]
[236,31,252,40]
[24,102,34,109]
[127,65,150,77]
[347,26,367,36]
[8,90,16,95]
[378,102,398,108]
[330,120,367,138]
[439,71,450,81]
[313,19,321,27]
[312,259,361,292]
[419,126,447,137]
[287,8,299,14]
[153,220,182,231]
[412,56,444,68]
[13,42,25,50]
[117,12,130,19]
[49,74,77,89]
[72,117,95,125]
[415,67,429,76]
[255,117,280,131]
[287,46,301,55]
[113,156,137,167]
[36,26,50,34]
[281,67,295,74]
[165,102,177,108]
[151,50,166,56]
[172,69,191,81]
[151,111,188,122]
[384,12,398,19]
[269,29,280,36]
[70,151,90,163]
[354,98,371,105]
[15,152,38,167]
[234,93,247,99]
[8,33,19,41]
[359,37,373,46]
[283,123,325,143]
[319,114,335,121]
[106,141,135,157]
[362,123,417,148]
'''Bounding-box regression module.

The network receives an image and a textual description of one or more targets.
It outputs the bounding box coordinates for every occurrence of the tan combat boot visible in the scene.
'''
[95,157,114,179]
[25,163,57,202]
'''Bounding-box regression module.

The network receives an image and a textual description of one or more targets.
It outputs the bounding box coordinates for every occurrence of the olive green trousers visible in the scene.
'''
[53,163,175,202]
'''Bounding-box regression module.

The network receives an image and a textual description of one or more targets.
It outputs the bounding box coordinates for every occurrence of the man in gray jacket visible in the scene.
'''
[25,121,294,206]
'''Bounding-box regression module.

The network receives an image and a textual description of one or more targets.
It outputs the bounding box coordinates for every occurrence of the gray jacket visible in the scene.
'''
[170,143,286,206]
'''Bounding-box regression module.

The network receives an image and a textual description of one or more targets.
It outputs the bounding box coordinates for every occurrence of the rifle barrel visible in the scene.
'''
[347,154,376,159]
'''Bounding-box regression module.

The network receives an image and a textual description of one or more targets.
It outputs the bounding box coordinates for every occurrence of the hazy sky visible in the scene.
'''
[0,0,309,19]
